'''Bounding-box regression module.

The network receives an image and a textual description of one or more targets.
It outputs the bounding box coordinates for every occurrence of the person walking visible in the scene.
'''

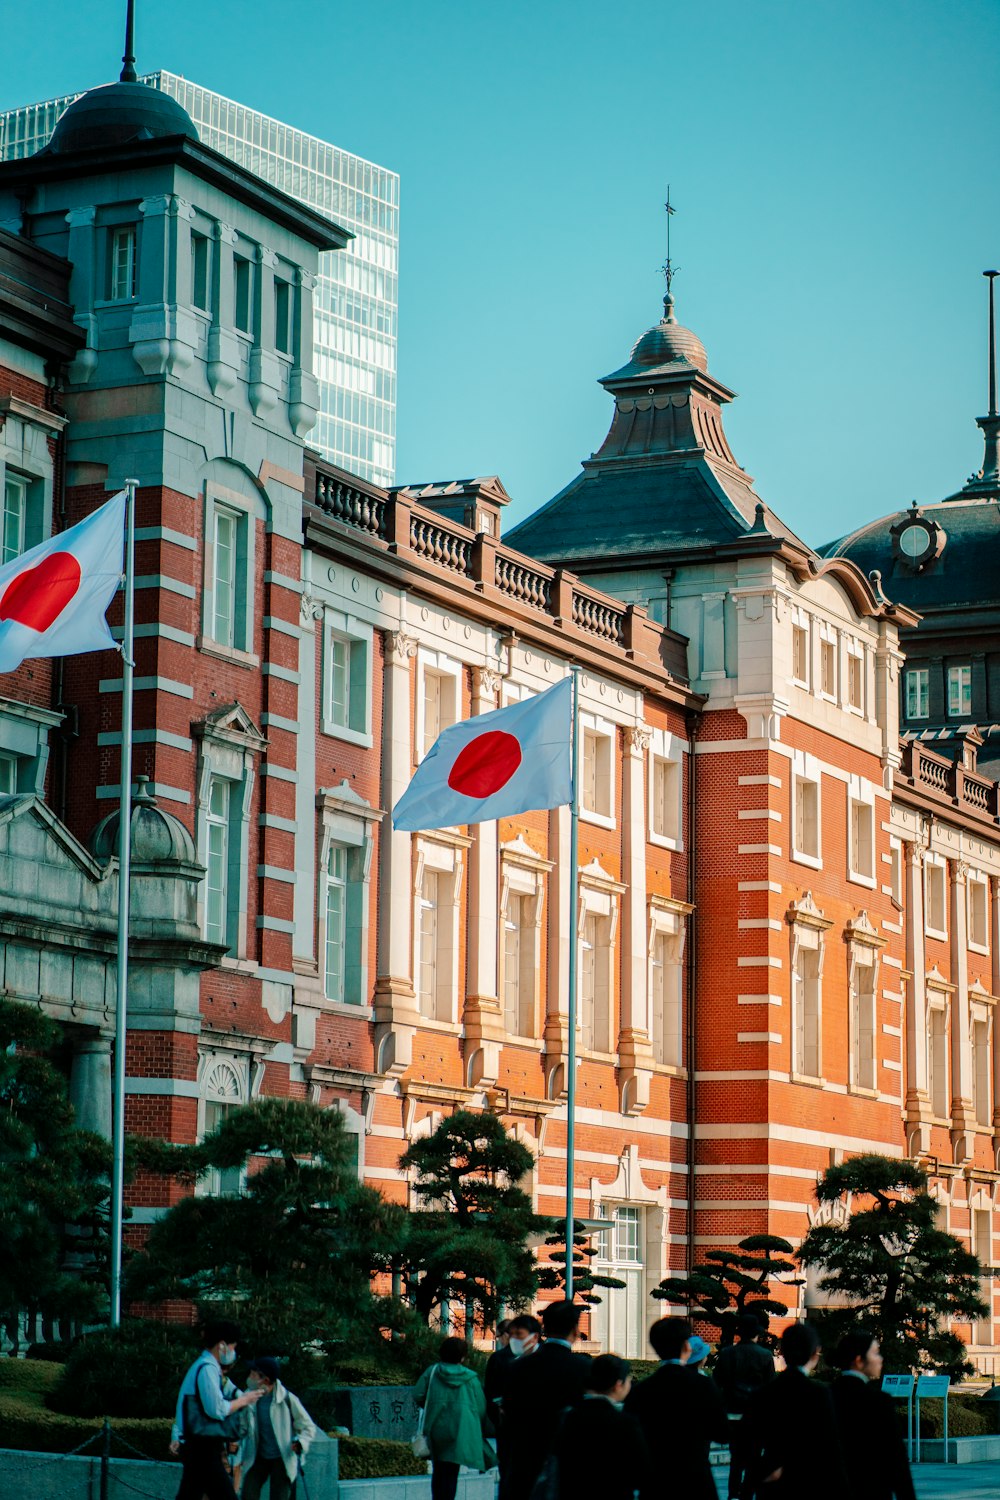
[413,1335,496,1500]
[501,1301,590,1500]
[713,1313,776,1500]
[831,1332,916,1500]
[626,1317,728,1500]
[171,1320,263,1500]
[238,1356,317,1500]
[740,1321,848,1500]
[553,1354,649,1500]
[490,1314,542,1500]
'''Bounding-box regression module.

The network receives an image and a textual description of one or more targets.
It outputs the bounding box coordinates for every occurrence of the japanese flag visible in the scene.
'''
[0,492,126,673]
[392,675,573,831]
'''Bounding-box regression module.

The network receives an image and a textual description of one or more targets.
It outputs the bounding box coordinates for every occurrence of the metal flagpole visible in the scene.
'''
[110,479,137,1328]
[564,664,581,1301]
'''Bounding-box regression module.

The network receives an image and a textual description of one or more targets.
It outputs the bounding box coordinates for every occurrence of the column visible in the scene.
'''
[991,876,1000,1145]
[463,667,504,1087]
[618,724,654,1113]
[904,841,930,1143]
[207,221,239,397]
[289,268,320,437]
[373,629,420,1073]
[70,1033,113,1138]
[65,205,99,384]
[950,859,975,1160]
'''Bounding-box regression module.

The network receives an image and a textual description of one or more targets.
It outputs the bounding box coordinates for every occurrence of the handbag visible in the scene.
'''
[182,1377,251,1443]
[411,1365,439,1459]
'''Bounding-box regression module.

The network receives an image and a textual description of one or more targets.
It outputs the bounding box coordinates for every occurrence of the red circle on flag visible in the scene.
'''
[0,551,82,633]
[448,730,522,798]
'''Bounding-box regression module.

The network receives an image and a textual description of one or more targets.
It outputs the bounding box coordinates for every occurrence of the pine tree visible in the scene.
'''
[653,1235,801,1340]
[129,1097,406,1358]
[0,997,112,1344]
[798,1154,988,1377]
[535,1220,627,1306]
[398,1109,542,1330]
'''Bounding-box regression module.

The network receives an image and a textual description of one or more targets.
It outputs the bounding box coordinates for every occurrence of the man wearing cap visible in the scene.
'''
[240,1357,317,1500]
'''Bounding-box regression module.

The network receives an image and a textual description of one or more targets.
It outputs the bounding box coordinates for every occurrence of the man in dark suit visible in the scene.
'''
[501,1301,590,1500]
[713,1313,776,1499]
[626,1317,729,1500]
[554,1354,649,1500]
[740,1321,848,1500]
[831,1331,916,1500]
[489,1314,541,1500]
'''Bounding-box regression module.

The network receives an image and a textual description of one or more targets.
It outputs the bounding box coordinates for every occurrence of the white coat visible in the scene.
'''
[242,1380,317,1483]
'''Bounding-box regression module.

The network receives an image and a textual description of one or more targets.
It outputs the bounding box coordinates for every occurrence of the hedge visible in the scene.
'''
[0,1361,173,1460]
[337,1435,427,1479]
[917,1396,989,1439]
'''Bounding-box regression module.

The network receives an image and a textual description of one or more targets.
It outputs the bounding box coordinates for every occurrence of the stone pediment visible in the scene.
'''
[786,890,833,931]
[193,701,268,749]
[0,794,103,881]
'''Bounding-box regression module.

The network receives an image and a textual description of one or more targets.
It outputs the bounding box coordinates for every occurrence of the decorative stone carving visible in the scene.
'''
[625,724,652,758]
[388,630,417,662]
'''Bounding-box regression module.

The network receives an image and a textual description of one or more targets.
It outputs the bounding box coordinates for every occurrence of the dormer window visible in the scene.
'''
[947,664,972,718]
[108,225,136,301]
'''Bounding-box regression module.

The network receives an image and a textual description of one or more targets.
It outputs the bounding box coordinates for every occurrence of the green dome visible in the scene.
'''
[47,81,199,155]
[90,777,197,866]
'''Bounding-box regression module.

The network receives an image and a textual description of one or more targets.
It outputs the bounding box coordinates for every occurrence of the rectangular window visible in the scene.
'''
[851,963,877,1092]
[109,225,136,300]
[324,844,347,1003]
[418,870,440,1018]
[925,860,947,937]
[889,840,903,906]
[582,727,613,820]
[212,508,238,648]
[793,777,820,861]
[948,664,972,718]
[234,253,253,334]
[928,1005,948,1118]
[792,624,809,685]
[192,231,210,312]
[650,755,679,843]
[969,877,990,951]
[0,753,16,795]
[503,892,536,1038]
[849,799,875,883]
[650,930,682,1067]
[1,473,26,564]
[204,1099,242,1196]
[613,1205,642,1263]
[820,639,836,697]
[793,946,821,1078]
[417,867,454,1022]
[580,911,612,1053]
[422,668,458,757]
[205,776,230,947]
[847,653,864,711]
[973,1018,991,1127]
[274,277,292,355]
[905,668,929,720]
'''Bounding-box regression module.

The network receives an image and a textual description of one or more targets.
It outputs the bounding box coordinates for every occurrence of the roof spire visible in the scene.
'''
[661,186,679,323]
[971,270,1000,492]
[120,0,138,83]
[985,269,998,418]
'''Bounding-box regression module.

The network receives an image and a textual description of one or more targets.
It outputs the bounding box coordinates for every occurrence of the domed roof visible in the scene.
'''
[90,777,197,865]
[47,80,198,155]
[629,293,708,371]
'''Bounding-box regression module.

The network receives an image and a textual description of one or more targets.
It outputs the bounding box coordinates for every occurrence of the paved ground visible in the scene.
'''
[712,1460,1000,1497]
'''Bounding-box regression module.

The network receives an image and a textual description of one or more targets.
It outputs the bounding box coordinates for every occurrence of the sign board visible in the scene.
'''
[916,1375,951,1398]
[882,1374,914,1396]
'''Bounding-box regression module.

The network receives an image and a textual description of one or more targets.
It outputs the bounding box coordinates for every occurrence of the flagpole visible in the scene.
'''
[110,478,137,1328]
[564,664,581,1301]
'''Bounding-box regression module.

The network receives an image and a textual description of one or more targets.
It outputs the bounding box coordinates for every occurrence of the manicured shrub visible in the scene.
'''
[47,1319,197,1418]
[336,1436,427,1479]
[917,1396,989,1439]
[0,1391,173,1458]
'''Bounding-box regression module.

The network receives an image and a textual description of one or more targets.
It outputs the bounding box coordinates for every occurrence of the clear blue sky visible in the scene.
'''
[4,1,999,545]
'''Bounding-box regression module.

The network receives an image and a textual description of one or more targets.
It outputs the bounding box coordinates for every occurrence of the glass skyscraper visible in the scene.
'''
[0,71,398,487]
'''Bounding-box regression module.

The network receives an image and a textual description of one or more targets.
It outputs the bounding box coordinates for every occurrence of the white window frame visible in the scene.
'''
[789,895,831,1083]
[195,707,264,961]
[791,610,810,688]
[888,837,903,907]
[2,471,26,564]
[947,664,972,719]
[818,623,838,702]
[847,776,876,889]
[577,864,622,1056]
[579,711,616,829]
[971,996,993,1129]
[416,648,462,763]
[968,872,990,955]
[648,898,685,1069]
[499,850,545,1041]
[322,609,372,747]
[204,775,232,947]
[647,727,683,850]
[198,1055,252,1199]
[846,917,882,1096]
[108,224,137,301]
[905,667,929,721]
[924,855,948,940]
[927,991,950,1120]
[413,836,465,1024]
[318,786,379,1010]
[791,750,822,870]
[846,645,865,715]
[199,483,260,665]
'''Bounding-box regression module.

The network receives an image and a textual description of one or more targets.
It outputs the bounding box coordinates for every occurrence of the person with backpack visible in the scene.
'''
[712,1313,775,1500]
[413,1336,496,1500]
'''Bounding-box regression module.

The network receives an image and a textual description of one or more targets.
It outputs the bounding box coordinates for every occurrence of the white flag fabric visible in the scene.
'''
[392,675,573,831]
[0,492,126,673]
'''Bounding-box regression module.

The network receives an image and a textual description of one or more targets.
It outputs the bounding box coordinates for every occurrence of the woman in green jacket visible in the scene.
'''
[413,1336,496,1500]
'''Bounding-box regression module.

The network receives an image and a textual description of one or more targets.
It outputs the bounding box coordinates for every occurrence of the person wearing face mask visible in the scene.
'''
[239,1356,317,1500]
[552,1354,649,1500]
[489,1315,541,1499]
[171,1320,263,1500]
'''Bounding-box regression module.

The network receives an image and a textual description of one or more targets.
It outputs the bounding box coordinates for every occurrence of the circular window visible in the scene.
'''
[898,523,931,559]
